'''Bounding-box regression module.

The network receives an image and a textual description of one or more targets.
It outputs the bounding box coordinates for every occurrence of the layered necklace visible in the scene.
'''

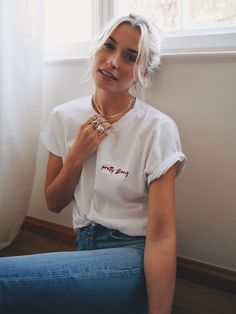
[92,95,135,120]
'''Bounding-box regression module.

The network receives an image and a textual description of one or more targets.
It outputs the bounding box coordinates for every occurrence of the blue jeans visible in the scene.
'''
[0,224,147,314]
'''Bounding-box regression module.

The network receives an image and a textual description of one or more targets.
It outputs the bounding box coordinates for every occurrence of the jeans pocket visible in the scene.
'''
[109,230,131,240]
[109,230,146,250]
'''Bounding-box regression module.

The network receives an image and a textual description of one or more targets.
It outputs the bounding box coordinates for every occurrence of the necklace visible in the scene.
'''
[92,95,135,119]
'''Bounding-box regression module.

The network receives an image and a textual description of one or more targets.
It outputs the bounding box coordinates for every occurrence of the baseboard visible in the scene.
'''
[22,216,236,294]
[177,256,236,294]
[23,216,76,244]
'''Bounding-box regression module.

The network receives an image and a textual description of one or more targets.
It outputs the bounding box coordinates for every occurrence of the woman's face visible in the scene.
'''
[92,23,141,94]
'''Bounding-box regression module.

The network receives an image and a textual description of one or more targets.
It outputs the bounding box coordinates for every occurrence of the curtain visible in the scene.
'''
[0,0,44,249]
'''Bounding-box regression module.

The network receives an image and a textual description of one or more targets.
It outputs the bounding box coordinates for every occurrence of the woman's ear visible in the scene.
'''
[134,81,141,90]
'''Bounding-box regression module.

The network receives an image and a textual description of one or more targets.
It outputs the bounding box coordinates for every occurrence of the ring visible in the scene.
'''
[91,120,99,128]
[97,125,105,134]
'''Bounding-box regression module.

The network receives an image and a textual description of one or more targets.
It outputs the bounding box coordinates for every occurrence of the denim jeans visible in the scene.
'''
[0,224,147,314]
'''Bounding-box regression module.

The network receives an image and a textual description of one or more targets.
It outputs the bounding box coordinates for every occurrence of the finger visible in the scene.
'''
[81,118,94,129]
[83,121,108,135]
[85,124,109,142]
[90,118,111,130]
[97,125,112,137]
[87,122,108,135]
[100,122,112,130]
[81,115,100,129]
[82,116,112,137]
[82,113,100,127]
[89,113,107,122]
[81,114,108,129]
[95,116,111,124]
[89,113,98,122]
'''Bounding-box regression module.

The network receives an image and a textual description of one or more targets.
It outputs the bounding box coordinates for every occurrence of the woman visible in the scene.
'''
[0,14,186,314]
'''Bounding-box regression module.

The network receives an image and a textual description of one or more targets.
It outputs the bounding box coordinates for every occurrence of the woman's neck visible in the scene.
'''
[94,90,133,116]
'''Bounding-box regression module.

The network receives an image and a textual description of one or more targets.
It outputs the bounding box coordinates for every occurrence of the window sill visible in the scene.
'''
[160,51,236,64]
[160,27,236,55]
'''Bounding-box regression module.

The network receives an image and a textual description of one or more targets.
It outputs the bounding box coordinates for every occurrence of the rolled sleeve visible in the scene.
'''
[145,117,187,185]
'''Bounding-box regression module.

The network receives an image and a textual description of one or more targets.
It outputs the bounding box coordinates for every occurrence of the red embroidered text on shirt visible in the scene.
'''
[101,165,129,178]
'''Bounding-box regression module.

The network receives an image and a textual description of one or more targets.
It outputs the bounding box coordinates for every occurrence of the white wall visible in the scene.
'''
[29,54,236,271]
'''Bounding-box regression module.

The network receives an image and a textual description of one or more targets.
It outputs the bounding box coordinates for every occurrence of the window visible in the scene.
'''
[116,0,236,31]
[115,0,236,54]
[44,0,95,59]
[44,0,236,60]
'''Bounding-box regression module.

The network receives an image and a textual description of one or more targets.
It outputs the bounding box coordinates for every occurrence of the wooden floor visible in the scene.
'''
[0,229,235,314]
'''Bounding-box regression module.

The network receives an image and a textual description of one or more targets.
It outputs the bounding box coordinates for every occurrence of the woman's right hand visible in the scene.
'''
[69,114,112,164]
[44,114,111,212]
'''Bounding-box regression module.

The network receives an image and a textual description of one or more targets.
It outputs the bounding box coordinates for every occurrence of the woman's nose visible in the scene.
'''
[106,52,120,69]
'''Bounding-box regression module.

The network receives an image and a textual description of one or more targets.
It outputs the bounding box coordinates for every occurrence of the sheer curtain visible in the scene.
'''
[0,0,44,249]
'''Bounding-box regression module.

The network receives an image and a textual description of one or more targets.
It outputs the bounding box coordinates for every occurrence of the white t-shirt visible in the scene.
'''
[41,95,186,236]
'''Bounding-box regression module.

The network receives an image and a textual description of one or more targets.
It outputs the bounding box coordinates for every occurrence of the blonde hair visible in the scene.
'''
[89,14,161,89]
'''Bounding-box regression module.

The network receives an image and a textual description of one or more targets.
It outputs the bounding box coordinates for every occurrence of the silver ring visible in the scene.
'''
[91,120,99,128]
[97,125,105,134]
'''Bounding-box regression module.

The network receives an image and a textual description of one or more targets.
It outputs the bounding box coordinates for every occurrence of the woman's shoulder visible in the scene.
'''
[52,95,92,118]
[135,98,177,128]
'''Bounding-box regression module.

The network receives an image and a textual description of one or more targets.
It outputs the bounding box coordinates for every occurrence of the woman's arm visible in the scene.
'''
[44,116,111,212]
[144,164,177,314]
[44,151,83,212]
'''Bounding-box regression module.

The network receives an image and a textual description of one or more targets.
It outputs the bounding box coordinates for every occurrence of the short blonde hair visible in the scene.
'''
[89,14,161,89]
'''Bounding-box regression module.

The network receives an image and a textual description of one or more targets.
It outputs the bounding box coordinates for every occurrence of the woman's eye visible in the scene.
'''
[104,42,114,49]
[124,54,137,63]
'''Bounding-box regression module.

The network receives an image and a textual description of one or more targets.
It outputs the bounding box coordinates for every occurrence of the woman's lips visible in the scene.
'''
[99,69,118,81]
